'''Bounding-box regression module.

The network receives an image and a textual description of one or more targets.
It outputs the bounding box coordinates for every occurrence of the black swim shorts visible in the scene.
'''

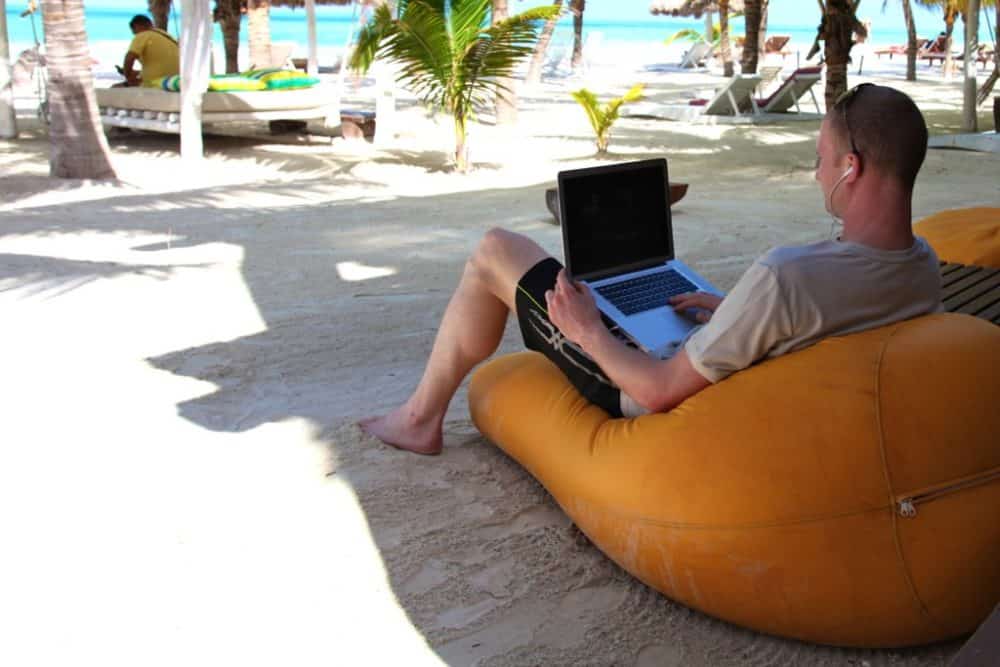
[514,257,623,417]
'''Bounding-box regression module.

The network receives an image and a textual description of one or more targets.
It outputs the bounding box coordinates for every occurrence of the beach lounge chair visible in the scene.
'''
[763,35,792,59]
[624,74,762,123]
[95,85,339,134]
[917,35,949,65]
[679,40,715,69]
[753,66,823,114]
[755,65,784,97]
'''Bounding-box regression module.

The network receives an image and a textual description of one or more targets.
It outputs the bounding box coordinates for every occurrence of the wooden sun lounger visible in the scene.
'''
[940,262,1000,325]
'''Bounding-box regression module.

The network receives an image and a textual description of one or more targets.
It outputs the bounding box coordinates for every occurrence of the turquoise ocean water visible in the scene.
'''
[4,3,995,54]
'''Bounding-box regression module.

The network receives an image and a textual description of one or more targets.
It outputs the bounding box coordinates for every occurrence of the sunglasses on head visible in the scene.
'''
[834,82,875,157]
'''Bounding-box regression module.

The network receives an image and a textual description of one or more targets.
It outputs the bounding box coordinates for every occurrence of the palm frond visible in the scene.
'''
[370,1,455,107]
[664,28,705,47]
[449,0,491,57]
[570,88,605,137]
[458,5,561,113]
[349,4,396,72]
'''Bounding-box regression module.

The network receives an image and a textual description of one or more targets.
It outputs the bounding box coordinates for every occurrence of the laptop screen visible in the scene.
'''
[558,158,674,281]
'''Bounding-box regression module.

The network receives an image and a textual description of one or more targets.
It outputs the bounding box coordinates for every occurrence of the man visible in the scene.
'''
[119,15,179,87]
[360,84,942,455]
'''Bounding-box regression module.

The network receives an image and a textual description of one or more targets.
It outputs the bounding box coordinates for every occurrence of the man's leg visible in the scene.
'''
[359,228,550,455]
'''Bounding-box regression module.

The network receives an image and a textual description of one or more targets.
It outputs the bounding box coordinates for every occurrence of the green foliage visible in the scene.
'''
[349,0,561,171]
[570,83,644,153]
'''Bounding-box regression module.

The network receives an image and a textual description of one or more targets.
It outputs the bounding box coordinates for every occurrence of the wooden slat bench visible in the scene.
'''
[950,603,1000,666]
[941,262,1000,325]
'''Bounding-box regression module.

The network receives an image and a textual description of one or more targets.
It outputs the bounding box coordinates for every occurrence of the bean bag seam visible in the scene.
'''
[563,502,893,531]
[872,324,936,626]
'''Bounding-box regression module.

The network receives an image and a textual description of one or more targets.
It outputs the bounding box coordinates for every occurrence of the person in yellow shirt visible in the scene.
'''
[119,15,179,87]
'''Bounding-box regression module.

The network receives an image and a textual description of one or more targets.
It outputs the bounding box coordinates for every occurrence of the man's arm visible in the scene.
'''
[122,51,140,85]
[546,270,711,413]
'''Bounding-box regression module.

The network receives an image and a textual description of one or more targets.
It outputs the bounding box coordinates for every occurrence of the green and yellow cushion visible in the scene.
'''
[150,75,181,92]
[207,74,267,92]
[244,68,320,90]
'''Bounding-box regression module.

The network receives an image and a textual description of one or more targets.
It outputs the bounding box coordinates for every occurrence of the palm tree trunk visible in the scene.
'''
[741,0,761,73]
[525,0,563,85]
[570,0,584,73]
[216,0,242,73]
[454,113,468,172]
[943,8,957,79]
[962,0,980,132]
[758,0,769,64]
[41,0,116,179]
[902,0,917,82]
[247,0,272,70]
[822,0,859,110]
[148,0,170,31]
[1,0,17,138]
[720,0,733,77]
[493,0,517,124]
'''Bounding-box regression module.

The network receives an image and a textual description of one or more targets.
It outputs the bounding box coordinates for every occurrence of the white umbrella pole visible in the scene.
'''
[704,10,713,42]
[180,0,212,160]
[0,0,17,138]
[306,0,318,75]
[963,0,980,132]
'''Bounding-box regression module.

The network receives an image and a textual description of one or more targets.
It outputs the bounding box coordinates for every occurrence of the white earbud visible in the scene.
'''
[841,166,854,179]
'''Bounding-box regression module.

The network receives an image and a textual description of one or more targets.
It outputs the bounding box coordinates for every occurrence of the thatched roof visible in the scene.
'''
[649,0,745,18]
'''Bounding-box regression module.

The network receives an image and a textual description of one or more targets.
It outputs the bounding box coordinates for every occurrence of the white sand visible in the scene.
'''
[2,47,998,666]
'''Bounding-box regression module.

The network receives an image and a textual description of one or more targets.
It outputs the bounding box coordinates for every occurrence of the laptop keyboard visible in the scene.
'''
[595,269,697,315]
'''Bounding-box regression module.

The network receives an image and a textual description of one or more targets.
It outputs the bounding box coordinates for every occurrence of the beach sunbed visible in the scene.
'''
[624,74,762,123]
[679,41,715,69]
[753,66,823,114]
[763,35,792,59]
[95,86,339,134]
[755,65,784,97]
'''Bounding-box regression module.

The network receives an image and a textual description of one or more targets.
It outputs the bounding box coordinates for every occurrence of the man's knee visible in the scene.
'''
[472,227,520,273]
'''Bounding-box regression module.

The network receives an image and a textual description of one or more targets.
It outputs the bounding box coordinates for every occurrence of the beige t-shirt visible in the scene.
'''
[621,237,942,417]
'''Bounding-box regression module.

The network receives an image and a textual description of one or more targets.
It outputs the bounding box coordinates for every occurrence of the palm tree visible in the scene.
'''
[350,0,559,172]
[148,0,171,30]
[741,0,762,73]
[882,0,919,80]
[493,0,517,124]
[809,0,866,108]
[525,0,564,85]
[40,0,116,178]
[570,0,585,72]
[215,0,244,73]
[718,0,733,76]
[247,0,272,69]
[1,0,17,138]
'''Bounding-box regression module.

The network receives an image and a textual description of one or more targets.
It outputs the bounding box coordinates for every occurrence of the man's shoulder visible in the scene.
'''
[758,241,840,270]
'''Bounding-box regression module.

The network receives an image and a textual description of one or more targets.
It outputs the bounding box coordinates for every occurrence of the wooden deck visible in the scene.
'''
[941,263,1000,325]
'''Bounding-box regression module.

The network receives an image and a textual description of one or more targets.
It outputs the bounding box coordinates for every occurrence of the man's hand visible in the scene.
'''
[669,291,723,324]
[545,269,603,345]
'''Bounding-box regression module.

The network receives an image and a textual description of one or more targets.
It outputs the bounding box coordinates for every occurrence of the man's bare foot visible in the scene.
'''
[358,408,444,455]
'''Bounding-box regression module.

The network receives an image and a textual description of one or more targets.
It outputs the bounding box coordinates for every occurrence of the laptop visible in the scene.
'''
[558,158,721,360]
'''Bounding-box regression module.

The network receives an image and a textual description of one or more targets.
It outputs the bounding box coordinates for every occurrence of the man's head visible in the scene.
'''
[129,15,153,34]
[817,84,927,194]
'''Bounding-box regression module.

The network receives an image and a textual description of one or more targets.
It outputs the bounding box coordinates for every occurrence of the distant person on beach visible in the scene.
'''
[360,85,942,455]
[117,14,179,87]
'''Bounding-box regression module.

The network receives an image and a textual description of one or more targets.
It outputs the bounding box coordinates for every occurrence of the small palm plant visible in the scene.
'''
[571,84,644,154]
[349,0,561,172]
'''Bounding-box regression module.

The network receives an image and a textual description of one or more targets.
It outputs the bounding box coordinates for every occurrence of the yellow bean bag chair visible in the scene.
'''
[469,315,1000,647]
[469,209,1000,648]
[914,206,1000,268]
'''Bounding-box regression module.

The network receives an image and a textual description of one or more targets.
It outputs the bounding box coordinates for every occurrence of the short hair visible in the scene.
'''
[828,84,928,191]
[129,15,153,30]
